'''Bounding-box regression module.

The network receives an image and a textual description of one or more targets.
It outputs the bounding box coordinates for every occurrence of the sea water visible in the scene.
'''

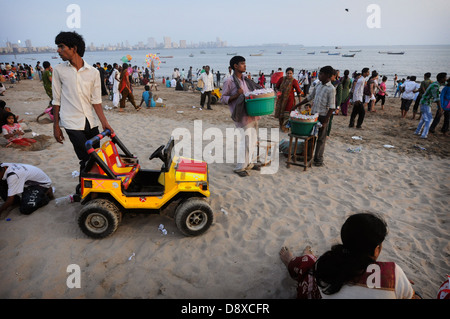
[2,44,449,89]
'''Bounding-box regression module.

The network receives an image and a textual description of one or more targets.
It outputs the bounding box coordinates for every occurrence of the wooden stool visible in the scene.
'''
[257,139,274,166]
[286,134,316,171]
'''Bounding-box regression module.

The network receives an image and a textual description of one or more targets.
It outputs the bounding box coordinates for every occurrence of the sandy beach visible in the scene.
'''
[0,78,449,299]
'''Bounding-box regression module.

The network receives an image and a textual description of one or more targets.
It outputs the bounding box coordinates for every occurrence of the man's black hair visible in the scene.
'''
[229,56,245,70]
[362,67,370,74]
[43,61,50,69]
[437,72,447,82]
[424,72,431,78]
[55,31,86,57]
[320,65,334,77]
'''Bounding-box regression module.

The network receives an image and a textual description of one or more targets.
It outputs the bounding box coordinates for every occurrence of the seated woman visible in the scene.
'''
[280,212,420,299]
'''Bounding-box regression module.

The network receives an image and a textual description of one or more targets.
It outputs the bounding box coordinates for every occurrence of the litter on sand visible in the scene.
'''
[128,253,135,261]
[72,171,80,178]
[383,145,395,148]
[414,145,426,151]
[347,146,362,153]
[220,208,229,215]
[158,224,168,235]
[352,136,363,140]
[177,111,184,114]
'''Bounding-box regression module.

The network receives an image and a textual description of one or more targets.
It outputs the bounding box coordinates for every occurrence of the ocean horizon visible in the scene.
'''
[1,44,449,85]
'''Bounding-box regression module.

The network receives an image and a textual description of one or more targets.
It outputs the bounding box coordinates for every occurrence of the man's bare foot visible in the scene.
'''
[302,245,314,256]
[279,246,294,267]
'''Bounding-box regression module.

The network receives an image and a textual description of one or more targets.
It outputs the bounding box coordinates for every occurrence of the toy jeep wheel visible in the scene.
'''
[211,95,218,104]
[78,199,121,239]
[175,198,213,236]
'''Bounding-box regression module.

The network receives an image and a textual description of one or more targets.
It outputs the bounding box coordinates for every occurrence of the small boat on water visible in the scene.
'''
[200,51,206,54]
[160,56,173,58]
[349,50,361,52]
[342,54,355,57]
[227,52,237,55]
[277,51,282,54]
[387,51,405,55]
[335,46,342,49]
[378,51,388,54]
[307,51,315,55]
[250,52,263,56]
[320,50,329,53]
[328,52,340,56]
[51,56,58,59]
[189,53,194,57]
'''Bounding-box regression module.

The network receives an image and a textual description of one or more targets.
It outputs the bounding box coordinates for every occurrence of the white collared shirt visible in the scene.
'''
[198,72,214,93]
[52,60,102,130]
[353,76,367,102]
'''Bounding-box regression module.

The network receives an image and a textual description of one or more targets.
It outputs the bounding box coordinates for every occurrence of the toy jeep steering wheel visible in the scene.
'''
[149,145,165,162]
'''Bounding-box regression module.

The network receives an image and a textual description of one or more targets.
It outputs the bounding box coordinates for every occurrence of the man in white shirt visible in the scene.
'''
[349,67,370,129]
[52,31,114,195]
[400,75,420,118]
[0,163,53,215]
[198,65,215,110]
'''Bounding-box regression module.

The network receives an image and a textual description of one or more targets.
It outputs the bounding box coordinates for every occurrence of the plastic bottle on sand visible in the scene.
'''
[55,195,74,206]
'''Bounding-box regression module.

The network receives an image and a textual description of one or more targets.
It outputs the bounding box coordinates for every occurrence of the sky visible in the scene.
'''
[1,0,449,48]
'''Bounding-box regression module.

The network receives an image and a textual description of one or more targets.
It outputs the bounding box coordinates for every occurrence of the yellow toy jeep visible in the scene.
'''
[78,130,213,239]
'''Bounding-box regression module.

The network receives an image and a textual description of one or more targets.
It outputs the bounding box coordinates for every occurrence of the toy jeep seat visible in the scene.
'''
[101,140,140,175]
[93,149,139,190]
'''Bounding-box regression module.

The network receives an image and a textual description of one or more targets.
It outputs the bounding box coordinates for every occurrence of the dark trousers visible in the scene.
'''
[349,101,365,128]
[201,91,212,109]
[65,118,100,173]
[120,87,138,109]
[413,94,423,113]
[430,109,450,133]
[314,115,329,164]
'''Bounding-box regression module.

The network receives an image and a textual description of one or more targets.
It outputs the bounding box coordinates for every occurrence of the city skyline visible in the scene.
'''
[0,36,230,55]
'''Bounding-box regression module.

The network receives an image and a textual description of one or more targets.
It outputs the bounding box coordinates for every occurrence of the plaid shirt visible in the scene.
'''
[308,81,336,116]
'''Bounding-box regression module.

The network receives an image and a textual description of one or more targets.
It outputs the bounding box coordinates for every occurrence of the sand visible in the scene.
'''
[0,78,449,299]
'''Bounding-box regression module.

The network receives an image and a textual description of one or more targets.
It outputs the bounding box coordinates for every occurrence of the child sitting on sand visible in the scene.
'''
[2,112,36,147]
[139,85,155,108]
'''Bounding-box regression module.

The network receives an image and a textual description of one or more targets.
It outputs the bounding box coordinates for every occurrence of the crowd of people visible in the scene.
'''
[0,30,448,300]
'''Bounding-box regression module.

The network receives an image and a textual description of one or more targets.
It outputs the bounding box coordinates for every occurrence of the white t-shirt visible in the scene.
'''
[401,81,420,100]
[1,163,52,197]
[320,263,414,299]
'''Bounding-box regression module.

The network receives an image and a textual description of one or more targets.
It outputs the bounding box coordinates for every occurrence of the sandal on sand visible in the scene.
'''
[136,107,142,111]
[234,170,249,177]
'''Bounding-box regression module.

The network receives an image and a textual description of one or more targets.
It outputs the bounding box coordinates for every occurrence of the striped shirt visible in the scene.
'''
[307,81,336,116]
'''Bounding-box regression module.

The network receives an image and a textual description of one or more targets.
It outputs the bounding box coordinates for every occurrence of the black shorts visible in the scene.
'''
[401,98,413,111]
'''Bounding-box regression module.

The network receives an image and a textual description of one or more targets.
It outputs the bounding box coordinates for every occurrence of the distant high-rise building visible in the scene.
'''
[164,36,171,49]
[179,40,186,48]
[148,37,156,48]
[25,39,32,48]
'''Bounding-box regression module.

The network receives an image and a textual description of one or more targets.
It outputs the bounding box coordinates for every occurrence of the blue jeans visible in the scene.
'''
[414,104,433,138]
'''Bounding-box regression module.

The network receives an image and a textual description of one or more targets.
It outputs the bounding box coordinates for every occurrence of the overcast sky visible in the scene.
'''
[1,0,449,47]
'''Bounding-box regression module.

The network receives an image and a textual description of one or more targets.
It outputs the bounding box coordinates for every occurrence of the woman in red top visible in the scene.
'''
[274,67,303,132]
[119,63,140,112]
